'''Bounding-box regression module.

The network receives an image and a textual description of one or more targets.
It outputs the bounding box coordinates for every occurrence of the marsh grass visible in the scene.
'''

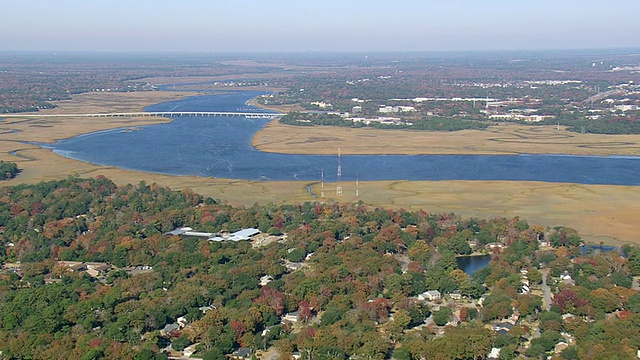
[1,91,638,244]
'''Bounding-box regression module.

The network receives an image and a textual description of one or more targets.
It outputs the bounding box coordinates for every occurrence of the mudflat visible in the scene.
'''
[1,91,639,245]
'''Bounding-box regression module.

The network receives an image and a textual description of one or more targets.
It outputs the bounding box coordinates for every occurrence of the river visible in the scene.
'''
[47,91,640,184]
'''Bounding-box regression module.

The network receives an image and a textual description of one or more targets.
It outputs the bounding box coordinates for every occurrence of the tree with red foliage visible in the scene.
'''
[30,202,44,215]
[554,288,590,314]
[618,310,632,320]
[254,286,286,315]
[361,298,393,322]
[88,338,102,348]
[229,319,247,344]
[298,300,313,322]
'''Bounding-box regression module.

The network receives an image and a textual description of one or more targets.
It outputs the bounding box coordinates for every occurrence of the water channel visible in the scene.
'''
[43,91,640,185]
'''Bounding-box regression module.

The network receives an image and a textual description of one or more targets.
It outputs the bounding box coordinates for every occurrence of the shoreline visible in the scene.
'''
[16,90,637,158]
[0,90,639,245]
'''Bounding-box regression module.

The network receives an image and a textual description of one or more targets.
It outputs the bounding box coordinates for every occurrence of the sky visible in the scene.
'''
[3,0,640,52]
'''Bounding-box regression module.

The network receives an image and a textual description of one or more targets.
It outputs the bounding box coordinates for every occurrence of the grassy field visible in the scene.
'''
[252,120,640,156]
[1,91,639,245]
[312,180,640,245]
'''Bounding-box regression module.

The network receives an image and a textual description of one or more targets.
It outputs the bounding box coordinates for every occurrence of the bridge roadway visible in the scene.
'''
[0,111,281,119]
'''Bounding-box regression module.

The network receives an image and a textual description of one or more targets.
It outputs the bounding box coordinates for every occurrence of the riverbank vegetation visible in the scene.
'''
[1,177,639,359]
[0,160,18,180]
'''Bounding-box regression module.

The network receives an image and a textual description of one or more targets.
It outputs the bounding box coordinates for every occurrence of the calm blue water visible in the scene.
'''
[44,91,640,184]
[580,244,618,255]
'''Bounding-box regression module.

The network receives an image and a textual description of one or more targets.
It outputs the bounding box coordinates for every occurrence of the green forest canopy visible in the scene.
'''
[0,177,639,359]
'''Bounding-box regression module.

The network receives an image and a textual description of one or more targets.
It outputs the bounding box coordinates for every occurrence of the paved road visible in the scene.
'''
[540,269,552,311]
[583,89,626,105]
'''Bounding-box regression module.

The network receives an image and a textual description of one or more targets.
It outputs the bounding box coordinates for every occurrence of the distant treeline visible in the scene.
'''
[0,53,277,113]
[540,116,640,134]
[567,118,640,135]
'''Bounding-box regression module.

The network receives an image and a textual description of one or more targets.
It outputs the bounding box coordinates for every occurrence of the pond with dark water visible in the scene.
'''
[456,255,492,275]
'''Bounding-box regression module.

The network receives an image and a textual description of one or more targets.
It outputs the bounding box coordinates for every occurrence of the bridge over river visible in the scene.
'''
[0,111,281,119]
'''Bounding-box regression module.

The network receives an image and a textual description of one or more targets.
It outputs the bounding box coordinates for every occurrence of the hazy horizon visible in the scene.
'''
[4,0,640,52]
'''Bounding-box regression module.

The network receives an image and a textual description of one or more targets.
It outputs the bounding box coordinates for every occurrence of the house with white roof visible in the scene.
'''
[209,228,260,242]
[418,290,441,301]
[165,227,214,239]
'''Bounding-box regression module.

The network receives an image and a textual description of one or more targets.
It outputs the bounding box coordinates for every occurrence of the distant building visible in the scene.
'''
[523,115,555,123]
[44,274,62,285]
[282,311,300,324]
[555,342,569,354]
[85,263,111,278]
[260,275,274,286]
[485,243,505,253]
[311,101,333,110]
[489,114,516,120]
[378,105,415,113]
[284,260,304,272]
[560,272,575,286]
[167,227,261,242]
[449,290,462,300]
[488,348,501,359]
[165,227,213,239]
[350,117,405,125]
[209,228,260,242]
[230,348,253,359]
[199,306,214,314]
[59,261,86,272]
[177,316,189,328]
[230,228,260,241]
[183,344,196,358]
[491,322,514,332]
[378,106,396,113]
[161,323,180,337]
[615,104,639,112]
[418,290,441,301]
